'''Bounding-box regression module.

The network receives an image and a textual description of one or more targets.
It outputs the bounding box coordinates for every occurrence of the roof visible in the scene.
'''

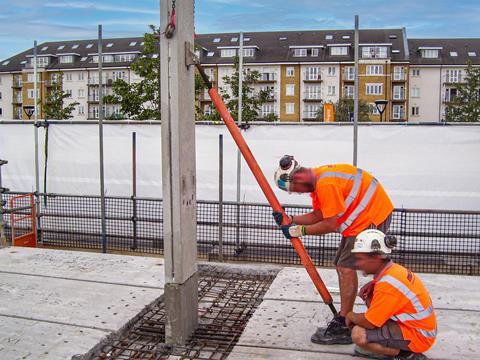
[409,38,480,65]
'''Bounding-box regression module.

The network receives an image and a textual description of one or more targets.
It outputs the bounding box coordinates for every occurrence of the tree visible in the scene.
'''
[445,62,480,122]
[104,25,160,120]
[41,74,79,119]
[333,97,370,122]
[200,56,271,123]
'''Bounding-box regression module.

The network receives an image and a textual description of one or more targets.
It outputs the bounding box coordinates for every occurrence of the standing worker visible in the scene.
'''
[272,155,394,345]
[346,229,436,359]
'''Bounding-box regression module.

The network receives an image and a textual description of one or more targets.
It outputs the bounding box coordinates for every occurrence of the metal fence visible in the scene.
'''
[2,192,479,275]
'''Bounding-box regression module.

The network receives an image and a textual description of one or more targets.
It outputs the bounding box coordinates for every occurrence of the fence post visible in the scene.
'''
[0,160,8,248]
[218,134,224,262]
[131,132,138,250]
[98,24,107,253]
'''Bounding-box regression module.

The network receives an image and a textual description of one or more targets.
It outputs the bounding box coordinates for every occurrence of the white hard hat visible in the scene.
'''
[351,229,397,254]
[274,155,301,193]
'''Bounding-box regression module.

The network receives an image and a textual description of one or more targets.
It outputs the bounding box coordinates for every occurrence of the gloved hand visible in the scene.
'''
[272,211,292,226]
[280,224,305,239]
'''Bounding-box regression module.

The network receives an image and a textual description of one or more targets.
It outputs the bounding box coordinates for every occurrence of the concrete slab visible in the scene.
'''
[235,299,480,360]
[0,316,108,360]
[228,346,354,359]
[264,267,480,311]
[0,247,164,288]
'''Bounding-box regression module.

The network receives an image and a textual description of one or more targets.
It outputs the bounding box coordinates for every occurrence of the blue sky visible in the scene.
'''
[1,0,479,61]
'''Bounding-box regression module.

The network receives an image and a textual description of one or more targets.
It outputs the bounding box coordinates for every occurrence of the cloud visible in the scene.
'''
[44,2,158,15]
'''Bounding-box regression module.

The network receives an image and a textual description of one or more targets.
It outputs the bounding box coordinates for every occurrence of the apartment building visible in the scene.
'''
[0,29,478,122]
[408,38,480,122]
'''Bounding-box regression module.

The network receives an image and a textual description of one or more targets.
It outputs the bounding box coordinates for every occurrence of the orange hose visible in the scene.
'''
[207,86,336,314]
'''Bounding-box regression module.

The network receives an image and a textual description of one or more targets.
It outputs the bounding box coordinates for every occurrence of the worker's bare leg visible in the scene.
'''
[352,326,400,357]
[337,265,358,316]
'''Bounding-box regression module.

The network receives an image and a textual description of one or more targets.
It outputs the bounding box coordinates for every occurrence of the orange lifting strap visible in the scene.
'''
[10,194,37,247]
[195,63,337,315]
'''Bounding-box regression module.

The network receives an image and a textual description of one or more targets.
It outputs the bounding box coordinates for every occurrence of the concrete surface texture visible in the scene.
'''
[229,267,480,360]
[0,247,164,360]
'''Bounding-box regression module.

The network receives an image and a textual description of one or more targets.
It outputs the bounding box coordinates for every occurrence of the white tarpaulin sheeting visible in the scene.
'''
[0,122,479,210]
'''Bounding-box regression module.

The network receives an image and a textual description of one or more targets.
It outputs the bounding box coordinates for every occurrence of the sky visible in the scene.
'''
[0,0,479,61]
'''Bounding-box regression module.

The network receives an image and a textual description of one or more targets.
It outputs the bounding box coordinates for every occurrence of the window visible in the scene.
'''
[293,48,307,57]
[279,37,287,41]
[2,61,9,66]
[362,46,388,59]
[330,46,348,56]
[204,104,212,116]
[207,52,215,57]
[344,85,354,98]
[41,46,48,51]
[327,85,336,96]
[468,51,477,57]
[305,85,321,99]
[78,89,85,98]
[393,105,405,119]
[231,37,238,42]
[80,56,88,61]
[369,103,379,115]
[27,89,39,99]
[65,73,73,81]
[103,55,114,63]
[389,35,398,39]
[152,54,159,59]
[78,105,85,115]
[366,65,383,75]
[412,69,420,77]
[446,69,462,83]
[0,108,2,116]
[59,55,74,63]
[325,35,333,40]
[421,49,439,58]
[411,106,420,116]
[304,104,320,118]
[220,49,236,57]
[57,45,65,50]
[34,57,49,67]
[286,67,295,77]
[393,66,405,80]
[115,54,136,62]
[261,103,275,117]
[129,41,137,46]
[78,72,85,81]
[445,88,458,102]
[411,87,420,98]
[213,38,221,43]
[286,84,295,96]
[393,86,405,100]
[27,73,40,82]
[342,35,350,39]
[243,48,254,57]
[72,44,79,49]
[328,66,336,76]
[285,103,295,115]
[86,43,93,49]
[112,71,127,81]
[311,48,319,57]
[65,89,72,97]
[244,37,251,42]
[305,67,320,81]
[106,43,114,48]
[140,42,144,46]
[344,66,355,80]
[366,83,383,95]
[450,51,458,57]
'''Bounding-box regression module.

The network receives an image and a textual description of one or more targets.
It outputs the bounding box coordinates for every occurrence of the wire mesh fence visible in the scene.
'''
[2,192,479,275]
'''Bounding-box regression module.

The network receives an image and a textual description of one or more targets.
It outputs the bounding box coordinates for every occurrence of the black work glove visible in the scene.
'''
[272,211,292,226]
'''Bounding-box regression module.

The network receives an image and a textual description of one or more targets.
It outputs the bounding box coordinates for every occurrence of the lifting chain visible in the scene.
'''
[165,0,176,39]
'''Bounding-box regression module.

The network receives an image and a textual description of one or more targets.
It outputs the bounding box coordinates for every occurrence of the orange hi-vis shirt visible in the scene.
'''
[311,164,393,237]
[365,262,437,353]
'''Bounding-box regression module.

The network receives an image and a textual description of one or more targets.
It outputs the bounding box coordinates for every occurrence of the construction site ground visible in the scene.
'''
[0,247,478,360]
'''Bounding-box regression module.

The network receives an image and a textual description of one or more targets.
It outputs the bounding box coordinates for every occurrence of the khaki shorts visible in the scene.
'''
[333,213,392,269]
[366,320,411,351]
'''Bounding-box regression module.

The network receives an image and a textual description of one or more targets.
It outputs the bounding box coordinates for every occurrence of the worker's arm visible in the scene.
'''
[292,210,324,225]
[345,311,376,330]
[304,215,338,235]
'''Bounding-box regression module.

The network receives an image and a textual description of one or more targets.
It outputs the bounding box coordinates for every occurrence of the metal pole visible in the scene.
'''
[353,15,359,166]
[33,40,41,241]
[98,25,107,253]
[218,134,224,262]
[0,160,7,248]
[235,32,244,253]
[132,132,138,250]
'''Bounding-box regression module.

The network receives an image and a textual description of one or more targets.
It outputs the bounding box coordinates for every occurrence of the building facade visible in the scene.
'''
[0,29,478,122]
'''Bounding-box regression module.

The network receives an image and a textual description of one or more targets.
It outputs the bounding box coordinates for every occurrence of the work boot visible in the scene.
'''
[394,352,427,360]
[354,345,391,359]
[310,314,353,345]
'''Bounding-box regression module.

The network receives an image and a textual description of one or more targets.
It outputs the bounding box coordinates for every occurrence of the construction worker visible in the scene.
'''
[346,229,436,360]
[273,155,394,345]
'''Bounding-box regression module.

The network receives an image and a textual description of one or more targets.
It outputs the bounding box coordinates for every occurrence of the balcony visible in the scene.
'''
[392,89,406,101]
[344,71,355,81]
[12,95,23,104]
[303,73,322,83]
[303,110,321,121]
[392,72,406,81]
[88,77,115,86]
[303,93,322,102]
[88,95,99,103]
[258,73,276,83]
[12,79,23,88]
[443,75,464,84]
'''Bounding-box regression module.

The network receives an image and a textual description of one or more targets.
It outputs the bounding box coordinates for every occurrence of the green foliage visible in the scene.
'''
[41,74,79,120]
[104,25,161,120]
[200,57,271,123]
[445,62,480,122]
[262,112,279,122]
[333,97,370,122]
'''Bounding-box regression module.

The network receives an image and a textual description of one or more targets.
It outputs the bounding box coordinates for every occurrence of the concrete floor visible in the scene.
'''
[0,247,164,360]
[0,247,478,360]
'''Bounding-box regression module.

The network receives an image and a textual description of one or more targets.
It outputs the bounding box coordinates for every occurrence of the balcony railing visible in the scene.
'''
[303,92,322,101]
[88,77,115,85]
[303,72,322,82]
[344,71,355,81]
[393,72,406,81]
[12,96,23,104]
[303,110,320,119]
[258,73,276,82]
[12,79,23,87]
[443,75,463,84]
[393,91,406,100]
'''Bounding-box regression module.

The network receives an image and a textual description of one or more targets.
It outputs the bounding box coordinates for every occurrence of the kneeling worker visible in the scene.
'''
[273,155,394,344]
[347,229,437,360]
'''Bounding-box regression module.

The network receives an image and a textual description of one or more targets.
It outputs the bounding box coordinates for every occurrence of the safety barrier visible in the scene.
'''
[1,192,479,275]
[9,194,37,247]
